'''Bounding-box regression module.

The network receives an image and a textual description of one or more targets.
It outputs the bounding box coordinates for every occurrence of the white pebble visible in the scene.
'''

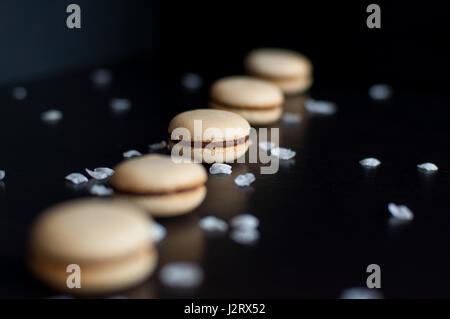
[230,228,260,245]
[149,140,168,152]
[359,157,381,168]
[271,147,296,160]
[209,163,232,175]
[90,184,113,196]
[388,203,414,221]
[234,173,255,187]
[41,110,63,123]
[181,73,203,90]
[123,150,142,158]
[340,287,383,299]
[11,86,27,100]
[85,167,114,180]
[259,141,275,152]
[65,173,88,185]
[91,69,112,87]
[417,162,438,172]
[159,262,204,289]
[369,84,392,101]
[110,98,131,113]
[305,99,337,115]
[199,216,228,233]
[151,223,167,243]
[0,170,5,181]
[282,113,302,123]
[230,214,259,230]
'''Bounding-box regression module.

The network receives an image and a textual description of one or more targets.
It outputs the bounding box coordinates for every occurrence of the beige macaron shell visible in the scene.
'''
[210,76,284,109]
[211,102,282,125]
[110,154,207,194]
[30,199,153,262]
[170,140,249,163]
[245,48,312,79]
[168,109,250,142]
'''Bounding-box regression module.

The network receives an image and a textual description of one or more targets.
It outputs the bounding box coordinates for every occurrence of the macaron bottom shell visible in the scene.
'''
[169,140,249,163]
[268,76,313,95]
[211,102,282,125]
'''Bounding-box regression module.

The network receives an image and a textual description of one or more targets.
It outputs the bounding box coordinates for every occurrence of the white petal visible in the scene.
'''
[271,147,296,160]
[305,99,337,115]
[282,113,302,123]
[41,110,63,123]
[159,262,204,289]
[209,163,232,175]
[340,287,383,299]
[388,203,414,221]
[234,173,255,187]
[230,228,260,245]
[110,98,131,113]
[369,84,392,100]
[65,173,88,184]
[417,162,438,172]
[123,150,142,158]
[230,214,259,230]
[89,184,113,196]
[0,170,5,181]
[199,216,228,233]
[359,157,381,167]
[149,140,168,151]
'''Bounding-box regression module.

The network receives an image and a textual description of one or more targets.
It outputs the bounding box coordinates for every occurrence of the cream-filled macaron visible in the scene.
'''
[110,154,207,216]
[245,48,313,94]
[210,76,284,125]
[28,199,157,295]
[168,109,251,163]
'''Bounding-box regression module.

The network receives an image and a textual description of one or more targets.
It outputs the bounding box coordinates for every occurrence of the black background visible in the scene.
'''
[1,1,450,299]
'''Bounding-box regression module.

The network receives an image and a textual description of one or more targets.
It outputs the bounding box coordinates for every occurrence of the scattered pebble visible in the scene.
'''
[151,222,167,243]
[359,157,381,168]
[417,162,438,172]
[340,287,383,299]
[209,163,232,175]
[11,86,27,100]
[149,140,168,152]
[305,99,337,115]
[230,214,259,230]
[234,173,256,187]
[159,262,204,289]
[271,147,296,160]
[91,69,112,87]
[199,216,228,233]
[85,167,114,180]
[41,110,63,123]
[123,150,142,158]
[230,228,260,245]
[89,184,113,196]
[282,113,302,123]
[181,73,203,90]
[110,98,131,113]
[388,203,414,221]
[369,84,392,101]
[65,173,88,185]
[259,141,275,152]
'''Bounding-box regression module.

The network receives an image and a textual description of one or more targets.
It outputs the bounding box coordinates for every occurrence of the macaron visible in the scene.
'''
[110,154,207,216]
[168,109,251,163]
[244,48,313,94]
[210,76,284,125]
[28,199,157,295]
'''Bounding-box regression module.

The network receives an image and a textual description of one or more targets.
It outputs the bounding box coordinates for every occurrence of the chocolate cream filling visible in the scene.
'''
[169,135,249,149]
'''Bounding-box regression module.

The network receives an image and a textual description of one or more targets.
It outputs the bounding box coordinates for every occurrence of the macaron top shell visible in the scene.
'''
[30,199,152,262]
[168,109,250,142]
[110,154,207,194]
[210,76,284,108]
[245,48,312,78]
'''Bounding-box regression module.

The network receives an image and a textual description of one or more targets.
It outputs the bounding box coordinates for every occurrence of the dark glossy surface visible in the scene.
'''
[1,58,450,299]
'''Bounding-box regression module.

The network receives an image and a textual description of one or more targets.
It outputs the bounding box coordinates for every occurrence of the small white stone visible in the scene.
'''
[41,110,63,123]
[149,140,168,151]
[417,162,438,172]
[199,216,228,233]
[90,184,113,196]
[151,223,167,243]
[230,214,259,230]
[0,170,5,181]
[209,163,232,175]
[282,113,302,123]
[340,287,383,299]
[388,203,414,221]
[159,262,204,289]
[259,141,275,152]
[234,173,256,187]
[110,98,131,113]
[271,147,296,160]
[65,173,88,185]
[230,228,260,245]
[91,69,112,87]
[359,157,381,168]
[123,150,142,158]
[85,167,114,180]
[181,73,203,90]
[369,84,392,101]
[11,86,27,100]
[305,99,337,115]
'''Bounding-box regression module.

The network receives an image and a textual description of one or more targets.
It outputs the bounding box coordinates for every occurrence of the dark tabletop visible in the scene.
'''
[1,57,449,299]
